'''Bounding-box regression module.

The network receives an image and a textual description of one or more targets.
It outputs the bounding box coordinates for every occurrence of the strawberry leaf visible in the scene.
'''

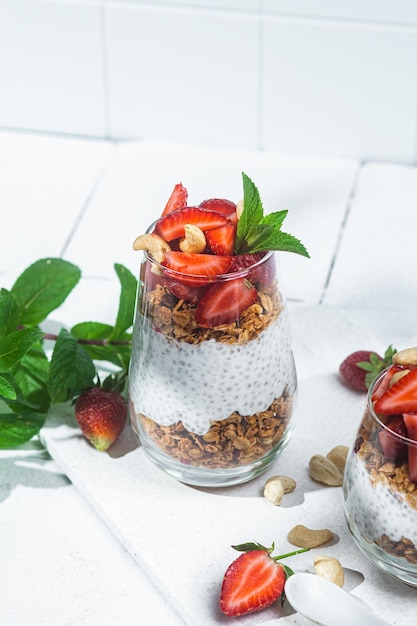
[235,173,309,257]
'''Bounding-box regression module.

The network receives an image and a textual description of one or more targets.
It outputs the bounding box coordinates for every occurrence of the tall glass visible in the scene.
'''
[129,230,297,487]
[343,369,417,585]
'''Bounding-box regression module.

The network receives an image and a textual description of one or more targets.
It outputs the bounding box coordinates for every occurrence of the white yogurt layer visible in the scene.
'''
[129,308,296,435]
[345,453,417,547]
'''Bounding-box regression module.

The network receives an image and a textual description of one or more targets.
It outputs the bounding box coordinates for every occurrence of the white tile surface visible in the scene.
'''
[62,140,358,305]
[39,306,416,626]
[262,18,417,163]
[0,0,106,136]
[111,0,261,9]
[0,131,112,286]
[264,0,417,25]
[105,4,260,148]
[324,161,417,316]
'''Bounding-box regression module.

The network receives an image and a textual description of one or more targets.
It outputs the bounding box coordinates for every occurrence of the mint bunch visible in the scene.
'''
[235,172,310,257]
[0,258,136,448]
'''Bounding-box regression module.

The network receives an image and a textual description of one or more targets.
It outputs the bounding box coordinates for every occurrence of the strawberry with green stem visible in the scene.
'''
[75,386,127,451]
[339,346,396,392]
[220,540,308,617]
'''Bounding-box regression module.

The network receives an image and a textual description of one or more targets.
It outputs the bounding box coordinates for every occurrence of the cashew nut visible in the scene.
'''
[288,524,334,549]
[263,475,296,505]
[133,233,171,263]
[393,346,417,366]
[314,555,344,588]
[236,198,244,220]
[309,454,343,487]
[179,224,206,254]
[326,446,349,475]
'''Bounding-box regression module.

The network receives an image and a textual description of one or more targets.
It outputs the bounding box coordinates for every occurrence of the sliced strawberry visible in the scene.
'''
[199,198,236,215]
[229,252,275,287]
[371,364,403,401]
[195,278,257,327]
[155,207,229,242]
[161,182,188,217]
[165,279,206,304]
[403,414,417,481]
[206,222,236,256]
[220,550,286,617]
[162,251,232,286]
[378,415,408,462]
[374,368,417,415]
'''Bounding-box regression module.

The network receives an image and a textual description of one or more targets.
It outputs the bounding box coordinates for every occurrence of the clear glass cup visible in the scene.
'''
[128,230,297,487]
[343,368,417,585]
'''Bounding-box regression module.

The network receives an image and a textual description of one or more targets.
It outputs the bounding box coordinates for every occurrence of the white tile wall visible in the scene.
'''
[0,0,106,137]
[105,4,260,148]
[2,1,417,163]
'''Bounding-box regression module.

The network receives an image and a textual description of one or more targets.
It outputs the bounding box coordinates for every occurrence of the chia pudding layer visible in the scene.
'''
[129,272,297,470]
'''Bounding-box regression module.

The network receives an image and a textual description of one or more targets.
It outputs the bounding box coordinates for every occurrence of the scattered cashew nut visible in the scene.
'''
[393,346,417,366]
[309,454,343,487]
[326,445,349,475]
[133,233,171,263]
[263,475,296,505]
[288,524,334,549]
[179,224,206,254]
[314,554,344,588]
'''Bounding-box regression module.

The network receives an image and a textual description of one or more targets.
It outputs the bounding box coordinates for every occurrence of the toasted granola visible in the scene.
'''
[140,392,293,469]
[141,280,282,345]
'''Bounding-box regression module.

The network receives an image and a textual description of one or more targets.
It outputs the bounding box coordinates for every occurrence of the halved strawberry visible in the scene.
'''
[374,368,417,415]
[220,549,286,617]
[161,182,188,217]
[206,219,237,256]
[371,364,403,401]
[162,251,232,286]
[195,278,257,327]
[155,207,229,242]
[229,252,275,287]
[378,415,408,462]
[403,414,417,481]
[199,198,236,215]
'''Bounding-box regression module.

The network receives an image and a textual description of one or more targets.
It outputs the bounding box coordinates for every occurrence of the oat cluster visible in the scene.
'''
[140,393,293,469]
[142,281,282,345]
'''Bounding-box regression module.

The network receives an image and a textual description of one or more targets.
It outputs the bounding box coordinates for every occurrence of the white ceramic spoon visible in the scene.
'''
[284,572,392,626]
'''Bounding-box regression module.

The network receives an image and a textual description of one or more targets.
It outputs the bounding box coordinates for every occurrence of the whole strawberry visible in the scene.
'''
[220,541,307,617]
[75,387,127,451]
[339,346,396,392]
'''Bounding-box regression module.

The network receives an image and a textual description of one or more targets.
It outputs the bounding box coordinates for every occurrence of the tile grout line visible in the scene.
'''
[318,160,364,305]
[59,144,117,259]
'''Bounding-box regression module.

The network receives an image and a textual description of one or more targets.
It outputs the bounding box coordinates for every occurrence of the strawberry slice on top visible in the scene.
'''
[199,198,236,215]
[155,207,229,242]
[195,277,257,327]
[162,251,232,286]
[374,368,417,415]
[161,182,188,216]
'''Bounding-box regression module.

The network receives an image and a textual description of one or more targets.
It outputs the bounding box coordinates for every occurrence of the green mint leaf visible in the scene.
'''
[0,290,19,337]
[0,410,46,448]
[71,321,129,369]
[234,173,309,257]
[48,328,96,403]
[110,263,137,340]
[10,343,51,413]
[0,375,17,400]
[0,327,43,372]
[11,258,81,326]
[235,173,264,253]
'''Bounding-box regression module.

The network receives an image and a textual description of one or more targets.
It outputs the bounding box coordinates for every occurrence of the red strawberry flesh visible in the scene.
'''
[155,207,229,242]
[220,550,285,617]
[374,368,417,415]
[199,198,236,214]
[162,251,232,284]
[195,277,257,327]
[403,414,417,481]
[161,182,188,216]
[378,415,408,461]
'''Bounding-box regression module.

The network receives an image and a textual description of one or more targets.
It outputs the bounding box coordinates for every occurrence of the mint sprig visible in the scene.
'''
[0,258,137,448]
[234,172,310,257]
